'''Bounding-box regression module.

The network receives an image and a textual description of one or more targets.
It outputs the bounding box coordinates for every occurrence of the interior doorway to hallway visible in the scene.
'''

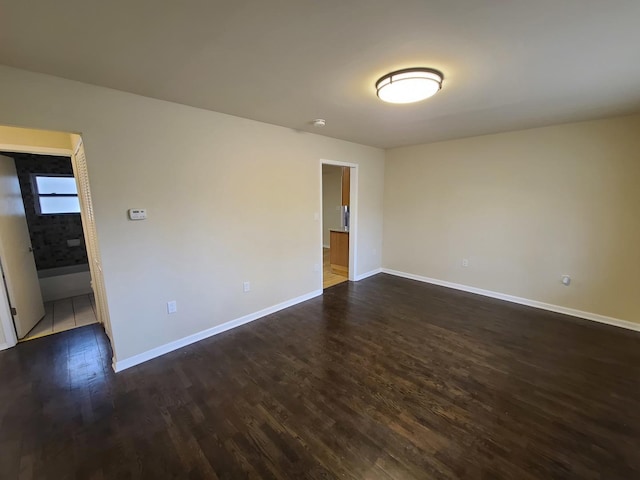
[0,151,98,341]
[0,125,112,351]
[320,160,357,289]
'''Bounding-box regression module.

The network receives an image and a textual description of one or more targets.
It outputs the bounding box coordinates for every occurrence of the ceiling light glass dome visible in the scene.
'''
[376,68,444,104]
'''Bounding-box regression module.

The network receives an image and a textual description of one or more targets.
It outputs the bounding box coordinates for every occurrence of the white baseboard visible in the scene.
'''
[355,268,382,281]
[381,268,640,333]
[113,289,323,372]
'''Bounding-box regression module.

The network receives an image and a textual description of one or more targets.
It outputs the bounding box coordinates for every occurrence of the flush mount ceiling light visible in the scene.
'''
[375,68,444,104]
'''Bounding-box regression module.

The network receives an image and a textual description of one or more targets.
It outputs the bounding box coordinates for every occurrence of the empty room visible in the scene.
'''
[0,1,638,479]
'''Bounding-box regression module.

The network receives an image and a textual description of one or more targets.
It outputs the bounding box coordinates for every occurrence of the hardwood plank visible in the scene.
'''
[1,275,639,479]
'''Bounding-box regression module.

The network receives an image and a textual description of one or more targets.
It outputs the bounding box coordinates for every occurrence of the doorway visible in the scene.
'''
[0,152,96,340]
[0,126,112,350]
[320,160,357,289]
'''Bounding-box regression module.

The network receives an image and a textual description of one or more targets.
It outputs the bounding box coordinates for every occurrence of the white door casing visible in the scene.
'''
[0,154,45,338]
[320,159,358,283]
[70,137,114,346]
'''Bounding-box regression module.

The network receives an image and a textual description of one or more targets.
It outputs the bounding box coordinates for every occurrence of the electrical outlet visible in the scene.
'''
[313,263,320,272]
[243,281,251,293]
[167,300,177,314]
[462,258,469,267]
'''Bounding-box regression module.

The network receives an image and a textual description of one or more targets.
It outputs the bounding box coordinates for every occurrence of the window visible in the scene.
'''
[32,175,81,214]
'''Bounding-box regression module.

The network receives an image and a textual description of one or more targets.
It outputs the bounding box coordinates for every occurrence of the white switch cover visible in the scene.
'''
[128,208,147,220]
[462,258,469,267]
[167,300,177,314]
[243,281,251,292]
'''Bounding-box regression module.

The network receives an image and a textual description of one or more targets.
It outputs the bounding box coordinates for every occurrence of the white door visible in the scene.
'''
[0,154,45,338]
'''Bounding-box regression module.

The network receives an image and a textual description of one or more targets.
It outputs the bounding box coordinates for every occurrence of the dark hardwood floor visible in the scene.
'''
[1,274,639,479]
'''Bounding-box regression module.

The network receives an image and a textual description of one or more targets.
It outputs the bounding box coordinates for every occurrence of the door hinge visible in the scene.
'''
[10,307,17,316]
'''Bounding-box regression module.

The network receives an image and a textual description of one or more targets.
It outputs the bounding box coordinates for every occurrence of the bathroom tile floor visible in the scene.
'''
[21,294,98,342]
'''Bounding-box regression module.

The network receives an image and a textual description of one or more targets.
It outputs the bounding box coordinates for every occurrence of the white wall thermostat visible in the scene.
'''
[128,208,147,220]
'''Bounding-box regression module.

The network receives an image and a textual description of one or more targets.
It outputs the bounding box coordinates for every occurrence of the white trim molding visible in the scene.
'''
[382,268,640,333]
[0,144,72,157]
[355,268,382,281]
[320,158,359,282]
[113,289,323,372]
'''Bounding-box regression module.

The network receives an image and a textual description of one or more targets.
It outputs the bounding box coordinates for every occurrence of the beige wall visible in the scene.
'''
[384,114,640,324]
[0,65,384,361]
[322,165,343,246]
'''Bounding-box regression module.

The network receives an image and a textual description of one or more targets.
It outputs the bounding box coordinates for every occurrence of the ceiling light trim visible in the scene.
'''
[376,67,444,104]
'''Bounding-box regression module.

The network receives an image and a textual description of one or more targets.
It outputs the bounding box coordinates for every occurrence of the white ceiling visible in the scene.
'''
[1,1,639,149]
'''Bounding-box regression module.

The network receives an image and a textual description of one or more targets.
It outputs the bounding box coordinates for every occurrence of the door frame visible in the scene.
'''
[320,159,358,283]
[69,135,114,346]
[0,136,112,350]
